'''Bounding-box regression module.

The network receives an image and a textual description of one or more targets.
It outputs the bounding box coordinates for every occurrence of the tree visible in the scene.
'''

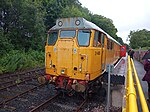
[117,37,124,45]
[0,29,14,56]
[91,14,118,40]
[43,0,91,30]
[0,0,46,51]
[129,29,150,49]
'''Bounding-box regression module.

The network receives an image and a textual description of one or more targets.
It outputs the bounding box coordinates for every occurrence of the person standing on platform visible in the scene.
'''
[128,49,131,55]
[142,50,150,102]
[130,49,135,59]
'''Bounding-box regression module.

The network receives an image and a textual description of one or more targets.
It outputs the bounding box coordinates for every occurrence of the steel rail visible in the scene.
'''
[0,68,44,79]
[29,93,60,112]
[76,99,87,112]
[0,77,37,91]
[0,84,43,106]
[0,76,36,86]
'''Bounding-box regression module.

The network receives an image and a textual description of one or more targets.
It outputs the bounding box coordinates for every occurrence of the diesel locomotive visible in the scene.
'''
[38,17,126,95]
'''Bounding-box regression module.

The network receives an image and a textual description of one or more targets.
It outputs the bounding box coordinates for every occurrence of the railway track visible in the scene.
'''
[0,67,120,112]
[0,68,44,81]
[29,92,87,112]
[28,89,108,112]
[0,84,56,112]
[29,93,60,112]
[0,68,46,111]
[0,67,107,112]
[0,68,44,89]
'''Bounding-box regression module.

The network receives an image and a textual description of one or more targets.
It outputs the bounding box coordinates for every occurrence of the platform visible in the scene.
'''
[108,56,150,111]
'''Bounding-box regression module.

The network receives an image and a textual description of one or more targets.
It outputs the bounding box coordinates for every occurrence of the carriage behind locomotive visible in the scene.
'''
[38,17,126,94]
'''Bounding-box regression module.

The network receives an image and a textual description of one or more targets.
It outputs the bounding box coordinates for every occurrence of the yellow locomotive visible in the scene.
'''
[38,17,124,94]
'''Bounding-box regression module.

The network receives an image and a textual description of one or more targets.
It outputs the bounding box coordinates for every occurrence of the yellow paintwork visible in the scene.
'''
[45,29,120,81]
[123,56,138,112]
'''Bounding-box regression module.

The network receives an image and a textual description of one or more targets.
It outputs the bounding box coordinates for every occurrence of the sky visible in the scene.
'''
[79,0,150,43]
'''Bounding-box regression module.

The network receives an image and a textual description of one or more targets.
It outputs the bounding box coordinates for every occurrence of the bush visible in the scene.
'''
[0,50,44,74]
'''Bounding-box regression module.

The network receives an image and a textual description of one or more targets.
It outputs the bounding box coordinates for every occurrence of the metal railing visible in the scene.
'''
[123,56,149,112]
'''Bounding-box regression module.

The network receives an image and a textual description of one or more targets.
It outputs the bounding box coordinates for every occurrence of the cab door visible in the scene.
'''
[92,31,101,73]
[101,33,106,71]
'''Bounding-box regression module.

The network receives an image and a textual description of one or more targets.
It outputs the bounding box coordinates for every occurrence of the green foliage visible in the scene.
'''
[0,0,124,73]
[129,29,150,49]
[0,50,44,74]
[43,0,91,30]
[0,0,46,51]
[117,37,124,45]
[0,29,14,56]
[91,14,118,40]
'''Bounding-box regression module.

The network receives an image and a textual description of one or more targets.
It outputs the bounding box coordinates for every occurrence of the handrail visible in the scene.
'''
[123,56,149,112]
[131,58,149,112]
[126,56,138,112]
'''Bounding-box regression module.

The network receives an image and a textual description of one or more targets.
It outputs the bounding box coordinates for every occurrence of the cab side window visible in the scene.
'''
[110,41,114,50]
[107,39,110,49]
[101,33,105,47]
[93,31,99,47]
[93,31,102,47]
[48,31,58,45]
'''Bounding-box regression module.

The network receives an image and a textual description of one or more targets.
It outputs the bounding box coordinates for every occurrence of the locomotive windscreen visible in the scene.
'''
[77,30,91,46]
[60,30,76,38]
[48,31,58,45]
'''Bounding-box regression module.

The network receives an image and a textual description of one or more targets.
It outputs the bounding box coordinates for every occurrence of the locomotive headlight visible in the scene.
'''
[61,69,65,74]
[61,69,67,75]
[79,63,82,72]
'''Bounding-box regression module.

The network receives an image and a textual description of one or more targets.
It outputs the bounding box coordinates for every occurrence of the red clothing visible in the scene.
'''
[142,59,150,82]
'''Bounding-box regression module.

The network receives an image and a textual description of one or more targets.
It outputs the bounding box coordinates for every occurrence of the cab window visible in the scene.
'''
[77,30,91,46]
[107,40,110,49]
[101,34,105,47]
[110,41,114,50]
[60,30,76,38]
[93,31,99,47]
[48,31,58,45]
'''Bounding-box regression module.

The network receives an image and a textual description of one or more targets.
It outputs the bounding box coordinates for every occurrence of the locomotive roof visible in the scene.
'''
[51,17,121,45]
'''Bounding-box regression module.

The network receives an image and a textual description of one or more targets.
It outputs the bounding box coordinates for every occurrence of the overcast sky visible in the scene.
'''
[79,0,150,43]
